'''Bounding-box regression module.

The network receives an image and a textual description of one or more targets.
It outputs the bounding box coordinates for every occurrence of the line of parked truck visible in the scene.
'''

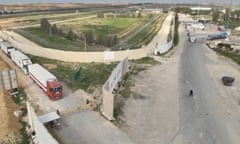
[0,39,63,100]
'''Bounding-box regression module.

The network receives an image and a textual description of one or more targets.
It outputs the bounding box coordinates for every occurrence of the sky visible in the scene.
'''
[0,0,239,5]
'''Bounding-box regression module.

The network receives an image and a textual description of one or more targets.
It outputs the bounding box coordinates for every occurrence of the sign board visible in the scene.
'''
[74,67,81,81]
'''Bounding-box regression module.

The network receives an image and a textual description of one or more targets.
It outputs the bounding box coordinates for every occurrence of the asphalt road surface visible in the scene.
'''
[170,24,240,144]
[53,110,135,144]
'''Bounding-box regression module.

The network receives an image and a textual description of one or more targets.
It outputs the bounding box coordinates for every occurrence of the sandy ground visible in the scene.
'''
[119,46,180,144]
[0,58,21,142]
[206,47,240,128]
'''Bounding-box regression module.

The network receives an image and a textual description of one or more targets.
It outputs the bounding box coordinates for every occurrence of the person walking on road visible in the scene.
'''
[189,89,193,97]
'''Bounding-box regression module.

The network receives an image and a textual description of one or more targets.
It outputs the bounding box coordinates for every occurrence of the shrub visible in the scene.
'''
[235,49,240,53]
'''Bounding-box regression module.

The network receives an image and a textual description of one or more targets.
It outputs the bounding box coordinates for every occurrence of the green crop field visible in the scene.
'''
[16,28,104,51]
[127,14,167,48]
[16,11,166,51]
[60,17,148,36]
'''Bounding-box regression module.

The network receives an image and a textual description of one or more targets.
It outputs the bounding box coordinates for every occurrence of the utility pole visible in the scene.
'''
[84,36,87,51]
[81,34,87,51]
[197,0,201,21]
[226,0,233,29]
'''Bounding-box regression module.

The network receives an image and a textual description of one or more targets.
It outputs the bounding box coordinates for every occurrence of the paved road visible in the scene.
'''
[53,110,135,144]
[170,23,240,144]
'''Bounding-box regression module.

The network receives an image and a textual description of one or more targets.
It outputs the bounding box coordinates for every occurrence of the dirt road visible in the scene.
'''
[0,57,21,143]
[119,29,180,144]
[120,58,180,144]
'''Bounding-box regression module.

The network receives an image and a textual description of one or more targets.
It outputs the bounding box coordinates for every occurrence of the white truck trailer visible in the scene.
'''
[10,50,32,75]
[28,64,63,100]
[0,41,15,57]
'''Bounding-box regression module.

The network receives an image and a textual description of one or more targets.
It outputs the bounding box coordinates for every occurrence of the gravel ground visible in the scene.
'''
[119,46,180,144]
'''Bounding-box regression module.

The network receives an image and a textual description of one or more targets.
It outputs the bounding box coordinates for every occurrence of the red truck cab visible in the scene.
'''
[47,80,63,100]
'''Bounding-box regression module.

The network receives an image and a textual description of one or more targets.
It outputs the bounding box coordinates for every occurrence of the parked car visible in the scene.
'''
[222,76,235,86]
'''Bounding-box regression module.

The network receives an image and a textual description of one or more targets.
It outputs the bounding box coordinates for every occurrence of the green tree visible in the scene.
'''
[84,30,95,43]
[174,7,191,14]
[67,30,76,40]
[224,9,230,22]
[40,18,51,32]
[132,13,136,18]
[51,24,58,35]
[97,13,104,18]
[148,13,154,19]
[212,11,220,23]
[137,12,142,18]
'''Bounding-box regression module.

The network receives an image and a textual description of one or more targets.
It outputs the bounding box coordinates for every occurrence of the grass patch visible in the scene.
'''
[127,14,166,48]
[60,17,148,36]
[11,88,27,106]
[119,73,132,99]
[28,55,117,92]
[15,28,88,51]
[16,17,150,51]
[128,25,154,45]
[10,88,30,144]
[19,121,31,144]
[89,18,141,35]
[131,57,160,65]
[213,48,240,65]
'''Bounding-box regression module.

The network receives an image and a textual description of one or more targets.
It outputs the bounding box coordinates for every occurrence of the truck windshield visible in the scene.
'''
[50,86,62,93]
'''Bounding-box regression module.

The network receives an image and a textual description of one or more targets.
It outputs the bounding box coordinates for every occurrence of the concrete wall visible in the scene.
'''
[154,14,175,55]
[27,102,59,144]
[102,87,114,120]
[101,57,128,120]
[0,31,151,63]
